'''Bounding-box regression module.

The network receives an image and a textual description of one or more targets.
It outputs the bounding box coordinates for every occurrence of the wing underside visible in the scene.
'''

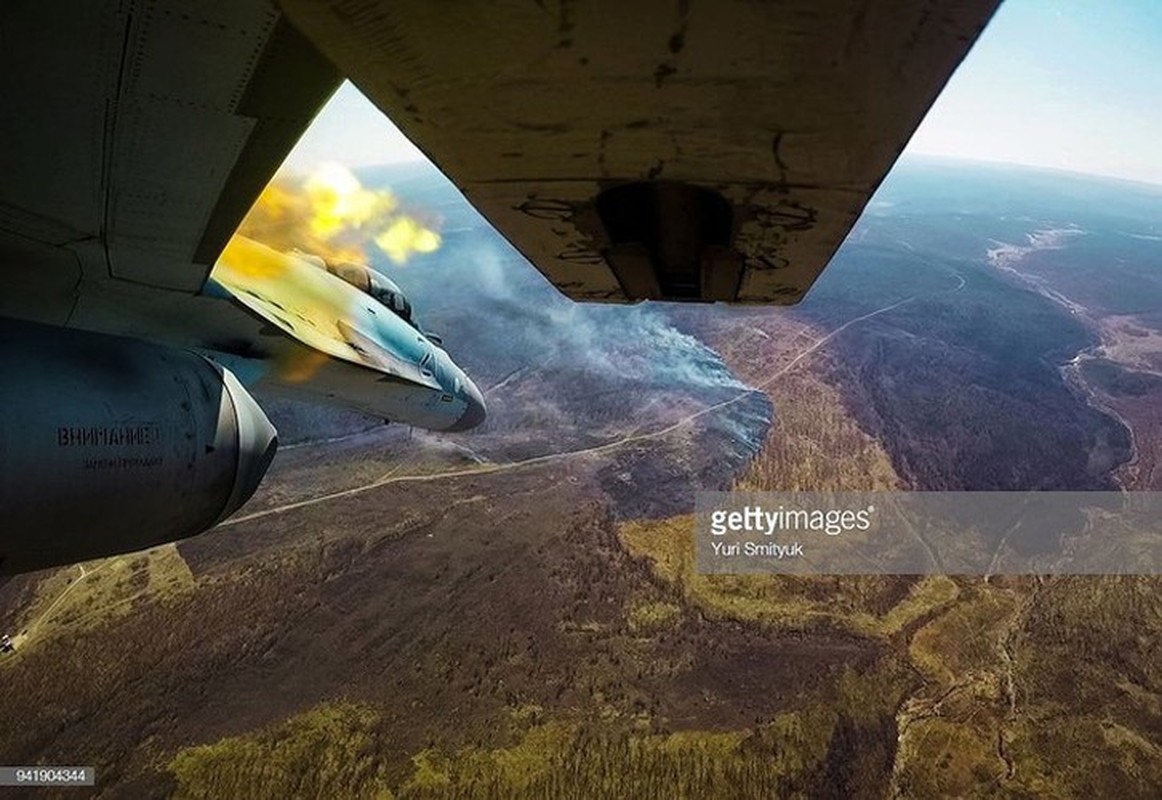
[0,0,999,357]
[0,0,339,328]
[279,0,999,303]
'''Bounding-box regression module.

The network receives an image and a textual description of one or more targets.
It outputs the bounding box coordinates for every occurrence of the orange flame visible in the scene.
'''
[236,162,441,266]
[276,346,331,384]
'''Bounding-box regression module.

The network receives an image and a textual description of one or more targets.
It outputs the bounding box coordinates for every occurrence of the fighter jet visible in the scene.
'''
[0,0,997,573]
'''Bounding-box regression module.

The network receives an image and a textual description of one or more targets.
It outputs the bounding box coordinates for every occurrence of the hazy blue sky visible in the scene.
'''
[284,0,1162,185]
[907,0,1162,184]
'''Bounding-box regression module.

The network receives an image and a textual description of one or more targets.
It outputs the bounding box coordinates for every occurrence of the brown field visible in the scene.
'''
[1,305,1159,798]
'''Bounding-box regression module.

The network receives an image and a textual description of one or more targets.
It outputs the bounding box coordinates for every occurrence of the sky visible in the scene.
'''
[284,0,1162,185]
[906,0,1162,185]
[282,82,425,170]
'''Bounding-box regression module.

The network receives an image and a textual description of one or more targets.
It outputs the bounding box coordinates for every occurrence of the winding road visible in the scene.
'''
[223,270,966,526]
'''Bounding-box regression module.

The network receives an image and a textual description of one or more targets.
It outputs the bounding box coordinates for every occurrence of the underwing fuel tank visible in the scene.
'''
[0,318,277,574]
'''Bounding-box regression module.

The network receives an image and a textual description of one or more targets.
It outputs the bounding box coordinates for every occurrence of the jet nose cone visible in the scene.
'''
[447,378,486,432]
[218,368,279,521]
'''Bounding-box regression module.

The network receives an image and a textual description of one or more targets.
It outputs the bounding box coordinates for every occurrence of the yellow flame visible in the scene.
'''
[375,216,441,264]
[304,162,396,239]
[235,162,441,266]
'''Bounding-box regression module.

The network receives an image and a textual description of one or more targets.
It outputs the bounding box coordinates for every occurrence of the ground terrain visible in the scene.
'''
[1,159,1160,798]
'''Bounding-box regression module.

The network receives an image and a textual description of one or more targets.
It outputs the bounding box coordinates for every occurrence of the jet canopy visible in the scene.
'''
[334,262,414,325]
[294,251,416,327]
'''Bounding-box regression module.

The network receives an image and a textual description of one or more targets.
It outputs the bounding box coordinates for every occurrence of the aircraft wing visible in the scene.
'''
[0,0,999,348]
[279,0,999,303]
[0,0,474,420]
[0,0,339,330]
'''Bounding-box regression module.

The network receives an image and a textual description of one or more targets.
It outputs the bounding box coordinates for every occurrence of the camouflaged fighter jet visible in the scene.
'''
[0,0,997,573]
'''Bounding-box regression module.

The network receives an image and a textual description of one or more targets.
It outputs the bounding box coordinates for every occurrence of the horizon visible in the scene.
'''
[309,145,1162,196]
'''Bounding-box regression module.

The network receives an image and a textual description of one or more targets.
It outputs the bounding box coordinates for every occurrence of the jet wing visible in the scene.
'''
[210,236,444,392]
[278,0,999,303]
[0,0,476,428]
[0,0,339,329]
